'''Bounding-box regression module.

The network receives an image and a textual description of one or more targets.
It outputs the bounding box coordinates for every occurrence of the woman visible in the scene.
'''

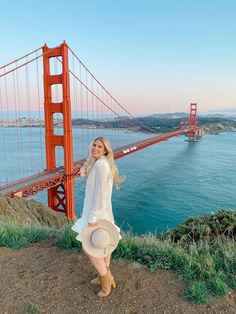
[72,137,122,298]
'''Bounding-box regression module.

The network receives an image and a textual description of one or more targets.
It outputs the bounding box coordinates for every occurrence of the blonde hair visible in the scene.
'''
[80,137,123,189]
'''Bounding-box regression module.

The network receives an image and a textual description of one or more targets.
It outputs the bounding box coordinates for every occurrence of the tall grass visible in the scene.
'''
[184,281,209,304]
[56,222,82,252]
[112,233,235,303]
[0,219,56,249]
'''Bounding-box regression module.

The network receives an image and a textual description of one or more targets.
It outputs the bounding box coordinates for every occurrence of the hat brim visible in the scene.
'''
[81,219,120,257]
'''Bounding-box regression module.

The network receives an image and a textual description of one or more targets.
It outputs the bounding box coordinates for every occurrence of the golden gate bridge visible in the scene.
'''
[0,41,202,220]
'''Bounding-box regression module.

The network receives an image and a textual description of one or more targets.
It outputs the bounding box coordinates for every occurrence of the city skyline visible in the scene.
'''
[1,0,236,115]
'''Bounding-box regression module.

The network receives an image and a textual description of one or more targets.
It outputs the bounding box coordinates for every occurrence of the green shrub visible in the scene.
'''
[163,209,236,244]
[25,303,39,314]
[113,237,139,260]
[184,281,209,304]
[227,274,236,289]
[113,235,173,271]
[208,273,229,297]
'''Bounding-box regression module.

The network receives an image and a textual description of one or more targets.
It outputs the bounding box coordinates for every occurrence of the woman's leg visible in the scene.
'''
[83,249,115,297]
[83,248,107,276]
[104,254,116,287]
[104,254,111,270]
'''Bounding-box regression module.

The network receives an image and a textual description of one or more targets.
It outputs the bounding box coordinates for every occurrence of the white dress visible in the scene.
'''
[71,156,121,241]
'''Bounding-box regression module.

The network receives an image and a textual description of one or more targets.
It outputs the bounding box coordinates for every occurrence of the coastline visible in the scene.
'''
[1,123,236,135]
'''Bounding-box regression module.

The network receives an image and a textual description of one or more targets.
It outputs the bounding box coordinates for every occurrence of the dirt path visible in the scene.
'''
[0,239,235,314]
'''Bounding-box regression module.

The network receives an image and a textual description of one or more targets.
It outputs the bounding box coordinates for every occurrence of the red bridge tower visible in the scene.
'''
[43,42,75,220]
[188,103,202,141]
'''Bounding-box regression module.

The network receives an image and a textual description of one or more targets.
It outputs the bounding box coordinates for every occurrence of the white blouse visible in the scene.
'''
[83,156,114,224]
[71,156,120,241]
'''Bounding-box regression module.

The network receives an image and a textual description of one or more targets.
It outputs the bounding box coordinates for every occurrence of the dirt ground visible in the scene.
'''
[0,239,235,314]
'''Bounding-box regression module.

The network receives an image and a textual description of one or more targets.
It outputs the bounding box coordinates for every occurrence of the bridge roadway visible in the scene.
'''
[0,127,200,197]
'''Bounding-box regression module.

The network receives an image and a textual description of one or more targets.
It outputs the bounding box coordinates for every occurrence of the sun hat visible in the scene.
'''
[81,219,120,257]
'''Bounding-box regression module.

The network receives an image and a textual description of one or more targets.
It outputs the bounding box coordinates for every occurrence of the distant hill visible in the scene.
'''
[146,112,189,119]
[199,109,236,119]
[72,115,236,134]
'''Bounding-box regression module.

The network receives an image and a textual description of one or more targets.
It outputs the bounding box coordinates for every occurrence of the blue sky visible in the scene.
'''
[1,0,236,114]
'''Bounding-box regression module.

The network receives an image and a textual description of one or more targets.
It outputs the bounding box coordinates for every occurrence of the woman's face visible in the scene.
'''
[91,139,107,160]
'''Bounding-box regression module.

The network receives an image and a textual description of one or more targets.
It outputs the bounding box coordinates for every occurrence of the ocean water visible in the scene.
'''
[112,132,236,234]
[1,128,236,234]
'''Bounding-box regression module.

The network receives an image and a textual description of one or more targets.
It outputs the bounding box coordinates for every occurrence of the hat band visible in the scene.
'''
[103,243,116,255]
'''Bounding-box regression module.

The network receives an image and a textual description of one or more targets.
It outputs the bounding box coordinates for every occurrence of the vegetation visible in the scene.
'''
[72,116,236,133]
[0,209,235,304]
[25,304,39,314]
[184,281,209,304]
[162,209,236,244]
[0,219,56,249]
[3,114,236,134]
[56,222,82,252]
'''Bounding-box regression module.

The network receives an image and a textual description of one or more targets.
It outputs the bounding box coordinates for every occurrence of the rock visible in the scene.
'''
[0,193,67,228]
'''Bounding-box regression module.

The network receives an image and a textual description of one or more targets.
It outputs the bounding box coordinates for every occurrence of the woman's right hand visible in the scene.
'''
[88,222,98,228]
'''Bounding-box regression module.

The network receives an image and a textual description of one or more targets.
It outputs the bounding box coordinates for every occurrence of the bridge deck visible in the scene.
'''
[0,127,200,197]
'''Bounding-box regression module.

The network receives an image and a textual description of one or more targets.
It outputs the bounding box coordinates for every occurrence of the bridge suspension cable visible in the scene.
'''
[0,46,46,186]
[67,46,159,135]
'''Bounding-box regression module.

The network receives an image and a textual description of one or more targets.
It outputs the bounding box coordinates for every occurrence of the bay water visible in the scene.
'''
[1,127,236,234]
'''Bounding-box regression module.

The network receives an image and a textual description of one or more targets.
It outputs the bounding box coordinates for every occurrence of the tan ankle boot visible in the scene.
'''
[90,270,112,286]
[109,272,116,288]
[90,275,101,285]
[98,272,116,297]
[90,270,116,288]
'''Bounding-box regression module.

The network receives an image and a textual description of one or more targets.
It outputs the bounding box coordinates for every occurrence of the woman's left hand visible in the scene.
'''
[88,222,98,228]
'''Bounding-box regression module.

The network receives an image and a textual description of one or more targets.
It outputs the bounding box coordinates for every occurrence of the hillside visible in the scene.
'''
[202,122,236,135]
[0,194,236,313]
[1,113,235,135]
[0,193,66,228]
[1,239,235,314]
[72,116,236,134]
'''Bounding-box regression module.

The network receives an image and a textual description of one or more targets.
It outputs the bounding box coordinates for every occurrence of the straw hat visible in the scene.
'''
[81,219,120,257]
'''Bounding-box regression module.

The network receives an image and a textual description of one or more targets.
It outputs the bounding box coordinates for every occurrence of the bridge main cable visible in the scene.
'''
[68,46,159,135]
[0,46,42,70]
[0,45,62,78]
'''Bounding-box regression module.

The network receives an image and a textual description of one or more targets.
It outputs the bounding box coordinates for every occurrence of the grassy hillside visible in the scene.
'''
[0,208,235,304]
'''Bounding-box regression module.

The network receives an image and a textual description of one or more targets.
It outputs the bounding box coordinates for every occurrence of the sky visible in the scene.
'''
[0,0,236,115]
